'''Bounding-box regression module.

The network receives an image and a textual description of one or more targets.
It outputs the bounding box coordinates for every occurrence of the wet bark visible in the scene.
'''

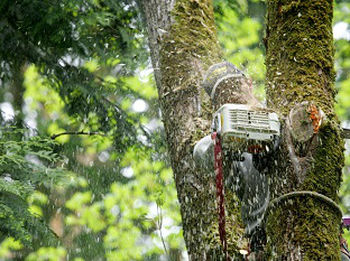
[140,0,248,259]
[265,0,344,260]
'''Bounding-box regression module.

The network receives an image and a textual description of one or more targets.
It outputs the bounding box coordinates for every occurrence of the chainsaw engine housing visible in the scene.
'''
[213,104,280,153]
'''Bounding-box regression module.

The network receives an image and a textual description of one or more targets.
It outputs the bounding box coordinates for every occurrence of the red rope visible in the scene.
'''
[212,132,229,260]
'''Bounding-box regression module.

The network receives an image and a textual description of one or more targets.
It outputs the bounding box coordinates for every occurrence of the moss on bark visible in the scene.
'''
[156,0,247,259]
[265,0,344,259]
[266,196,341,260]
[301,122,344,200]
[266,0,335,116]
[159,0,222,154]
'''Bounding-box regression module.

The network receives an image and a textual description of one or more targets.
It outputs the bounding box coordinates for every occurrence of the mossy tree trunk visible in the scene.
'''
[140,0,248,259]
[141,0,344,260]
[265,0,344,260]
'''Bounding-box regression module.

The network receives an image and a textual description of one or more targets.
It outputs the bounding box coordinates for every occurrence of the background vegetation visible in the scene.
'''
[0,0,349,260]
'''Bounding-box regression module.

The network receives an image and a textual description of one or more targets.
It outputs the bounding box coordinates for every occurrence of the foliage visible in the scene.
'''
[0,0,349,260]
[334,0,350,245]
[0,127,66,249]
[26,247,67,261]
[215,1,266,100]
[62,148,182,260]
[334,1,350,121]
[0,0,149,151]
[0,237,22,259]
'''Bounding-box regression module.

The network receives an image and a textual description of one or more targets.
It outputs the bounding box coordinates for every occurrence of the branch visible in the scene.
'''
[156,204,169,258]
[342,128,350,139]
[51,131,105,140]
[102,96,153,141]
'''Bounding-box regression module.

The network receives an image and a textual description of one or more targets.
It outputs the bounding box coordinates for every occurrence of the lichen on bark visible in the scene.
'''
[265,0,344,259]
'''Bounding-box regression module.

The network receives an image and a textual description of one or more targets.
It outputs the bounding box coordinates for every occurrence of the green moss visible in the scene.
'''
[265,0,344,259]
[156,0,246,259]
[302,122,344,201]
[202,190,247,260]
[159,0,222,151]
[225,190,248,257]
[266,0,335,116]
[266,196,341,260]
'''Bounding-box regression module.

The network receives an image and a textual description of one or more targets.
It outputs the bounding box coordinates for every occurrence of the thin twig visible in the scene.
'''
[156,204,169,258]
[102,96,153,141]
[51,131,105,140]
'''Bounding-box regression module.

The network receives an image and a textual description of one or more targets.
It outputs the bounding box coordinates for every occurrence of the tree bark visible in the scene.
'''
[140,0,248,259]
[265,0,344,260]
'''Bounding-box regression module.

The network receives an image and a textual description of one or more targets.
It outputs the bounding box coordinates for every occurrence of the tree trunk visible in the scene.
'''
[265,0,344,260]
[140,0,248,259]
[11,62,26,127]
[141,0,344,260]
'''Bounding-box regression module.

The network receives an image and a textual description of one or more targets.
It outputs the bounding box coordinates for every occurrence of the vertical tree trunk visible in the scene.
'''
[265,0,344,260]
[140,0,248,259]
[11,62,25,127]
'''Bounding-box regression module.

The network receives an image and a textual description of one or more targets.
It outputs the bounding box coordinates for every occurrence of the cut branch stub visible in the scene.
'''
[342,128,350,139]
[287,102,324,144]
[285,102,326,184]
[202,62,260,110]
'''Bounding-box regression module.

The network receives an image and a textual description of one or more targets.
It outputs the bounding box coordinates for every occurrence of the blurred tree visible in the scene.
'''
[0,0,148,148]
[0,0,185,260]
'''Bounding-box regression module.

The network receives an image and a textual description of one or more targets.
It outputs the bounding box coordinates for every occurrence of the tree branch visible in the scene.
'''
[51,131,105,140]
[342,128,350,139]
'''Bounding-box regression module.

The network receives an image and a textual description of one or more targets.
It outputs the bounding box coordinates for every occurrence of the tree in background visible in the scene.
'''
[0,1,183,260]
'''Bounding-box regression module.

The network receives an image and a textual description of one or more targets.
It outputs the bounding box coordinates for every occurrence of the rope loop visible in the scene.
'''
[267,190,342,217]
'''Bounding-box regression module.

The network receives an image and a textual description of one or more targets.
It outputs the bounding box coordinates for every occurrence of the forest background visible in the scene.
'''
[0,0,350,260]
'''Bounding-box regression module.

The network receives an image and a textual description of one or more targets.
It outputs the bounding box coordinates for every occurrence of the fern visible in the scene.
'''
[0,127,66,248]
